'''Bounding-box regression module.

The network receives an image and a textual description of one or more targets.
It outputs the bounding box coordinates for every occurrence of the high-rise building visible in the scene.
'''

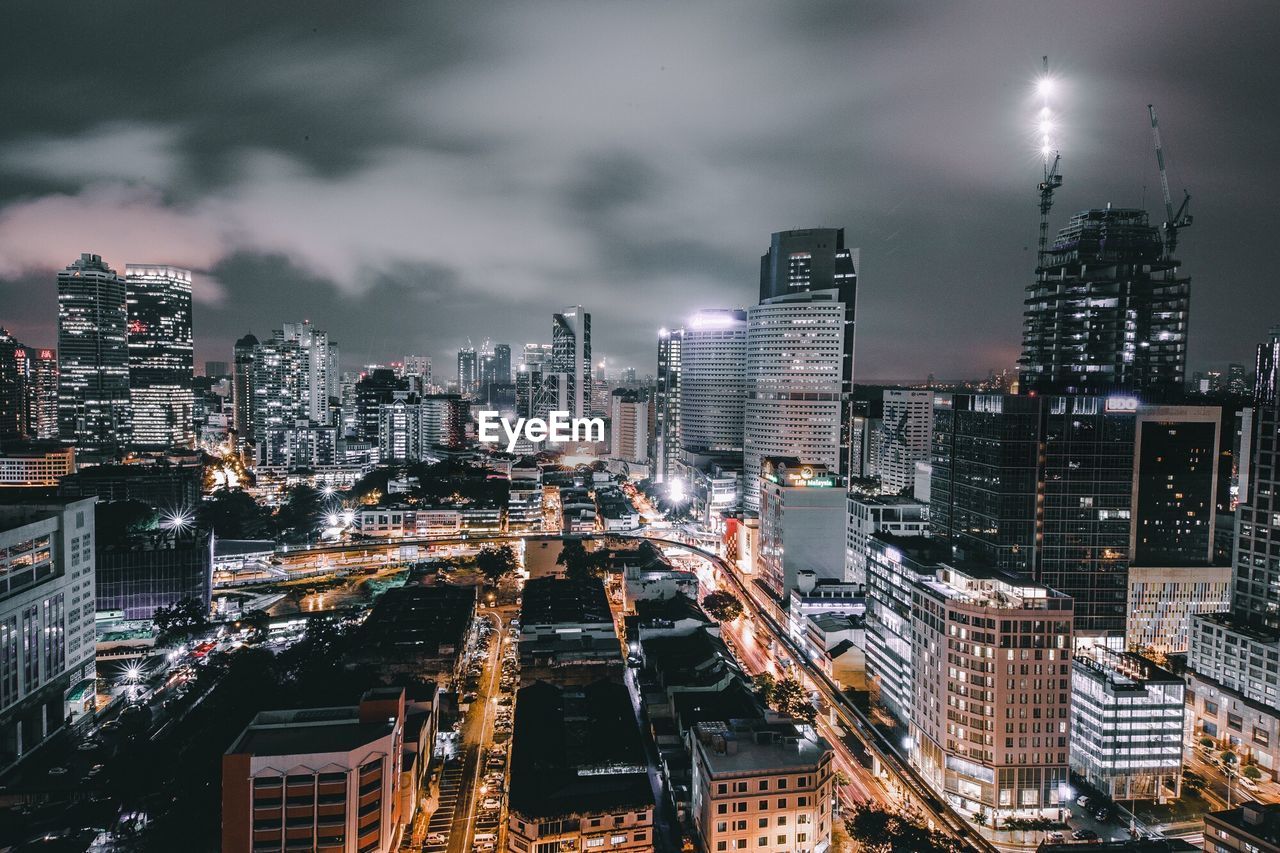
[610,388,649,465]
[57,253,131,455]
[204,360,229,378]
[549,306,591,420]
[0,497,99,772]
[231,334,258,453]
[757,459,846,602]
[377,394,469,461]
[354,368,408,444]
[1130,405,1221,565]
[1020,207,1190,395]
[279,321,334,423]
[401,355,431,392]
[759,229,859,478]
[22,346,58,441]
[522,342,552,368]
[514,363,540,421]
[844,494,930,586]
[679,309,748,460]
[492,343,511,386]
[1186,336,1280,773]
[744,290,846,511]
[654,327,682,485]
[877,389,933,495]
[0,329,27,445]
[126,264,194,449]
[457,346,477,397]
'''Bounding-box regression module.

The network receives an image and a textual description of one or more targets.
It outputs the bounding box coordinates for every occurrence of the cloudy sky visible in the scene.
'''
[1,1,1275,380]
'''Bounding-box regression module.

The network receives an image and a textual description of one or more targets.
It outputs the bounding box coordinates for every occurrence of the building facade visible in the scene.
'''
[0,498,98,772]
[756,459,846,604]
[125,264,195,449]
[610,388,650,465]
[845,495,930,586]
[654,326,682,485]
[97,527,214,622]
[877,389,934,495]
[57,253,131,455]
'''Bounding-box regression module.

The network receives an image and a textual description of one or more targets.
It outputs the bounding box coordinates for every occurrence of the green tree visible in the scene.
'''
[95,500,160,547]
[197,488,274,539]
[557,539,604,581]
[153,597,211,643]
[772,675,818,724]
[833,768,853,789]
[275,484,323,541]
[476,544,519,585]
[752,672,778,705]
[844,805,960,852]
[701,590,744,622]
[1199,736,1216,750]
[1243,764,1263,782]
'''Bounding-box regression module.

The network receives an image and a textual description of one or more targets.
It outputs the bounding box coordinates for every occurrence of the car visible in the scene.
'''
[77,739,101,751]
[1046,831,1064,843]
[482,798,501,809]
[47,766,69,776]
[1072,829,1099,841]
[1076,795,1091,807]
[426,833,447,844]
[1094,808,1111,822]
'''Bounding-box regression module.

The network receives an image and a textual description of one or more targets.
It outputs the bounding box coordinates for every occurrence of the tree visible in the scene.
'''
[752,672,778,705]
[844,805,960,853]
[1243,764,1263,782]
[833,769,853,789]
[557,539,604,581]
[972,809,989,828]
[198,488,274,539]
[153,597,211,643]
[1222,749,1239,769]
[702,590,744,622]
[772,676,818,724]
[476,545,519,585]
[1199,736,1216,750]
[95,500,160,547]
[274,484,323,541]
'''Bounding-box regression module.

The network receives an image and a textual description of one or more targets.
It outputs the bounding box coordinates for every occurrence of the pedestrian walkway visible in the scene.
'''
[423,760,463,852]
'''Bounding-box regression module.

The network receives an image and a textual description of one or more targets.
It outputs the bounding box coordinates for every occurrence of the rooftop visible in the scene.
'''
[693,720,831,776]
[227,690,405,758]
[634,594,709,626]
[1206,802,1280,847]
[361,583,476,654]
[522,576,613,626]
[508,680,653,819]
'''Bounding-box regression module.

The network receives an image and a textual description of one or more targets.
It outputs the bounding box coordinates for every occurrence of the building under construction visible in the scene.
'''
[1019,206,1190,396]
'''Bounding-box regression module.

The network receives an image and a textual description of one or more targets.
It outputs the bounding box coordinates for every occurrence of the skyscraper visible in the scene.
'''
[21,346,58,441]
[1020,207,1190,395]
[457,346,477,397]
[548,306,591,420]
[126,264,194,449]
[679,309,748,460]
[280,321,333,423]
[493,343,511,385]
[654,327,682,484]
[57,253,131,456]
[743,289,846,511]
[0,329,26,444]
[877,389,934,495]
[759,228,859,478]
[231,334,258,452]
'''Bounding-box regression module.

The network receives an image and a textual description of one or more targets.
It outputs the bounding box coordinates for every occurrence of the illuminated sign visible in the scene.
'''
[1105,396,1140,413]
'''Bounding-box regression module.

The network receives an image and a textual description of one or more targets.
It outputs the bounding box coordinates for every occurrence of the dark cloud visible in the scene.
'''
[1,0,1276,379]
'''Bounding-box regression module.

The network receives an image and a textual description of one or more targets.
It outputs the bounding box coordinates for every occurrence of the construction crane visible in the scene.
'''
[1147,103,1193,259]
[1036,56,1063,275]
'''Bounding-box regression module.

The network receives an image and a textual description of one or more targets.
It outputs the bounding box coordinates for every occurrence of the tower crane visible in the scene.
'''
[1147,104,1193,258]
[1036,56,1063,275]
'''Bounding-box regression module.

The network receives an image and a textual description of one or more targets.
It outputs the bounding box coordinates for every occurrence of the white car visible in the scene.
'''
[482,797,501,809]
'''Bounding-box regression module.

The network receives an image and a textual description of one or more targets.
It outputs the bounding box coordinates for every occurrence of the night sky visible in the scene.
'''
[1,1,1275,380]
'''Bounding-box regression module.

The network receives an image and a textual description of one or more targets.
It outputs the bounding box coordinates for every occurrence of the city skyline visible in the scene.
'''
[2,3,1277,378]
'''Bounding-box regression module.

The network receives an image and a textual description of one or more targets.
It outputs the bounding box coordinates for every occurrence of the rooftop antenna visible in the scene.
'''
[1147,104,1193,259]
[1036,56,1063,275]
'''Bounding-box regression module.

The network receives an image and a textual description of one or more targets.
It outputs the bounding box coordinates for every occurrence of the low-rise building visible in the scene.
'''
[59,460,199,508]
[1070,647,1185,802]
[786,574,864,652]
[506,486,543,533]
[351,584,476,687]
[519,576,623,686]
[507,680,655,853]
[97,526,214,622]
[353,506,464,539]
[1204,802,1280,853]
[221,688,408,853]
[689,719,835,853]
[0,445,75,487]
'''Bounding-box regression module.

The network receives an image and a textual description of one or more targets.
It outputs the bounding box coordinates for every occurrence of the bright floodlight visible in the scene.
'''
[1037,77,1053,97]
[668,480,686,503]
[341,510,355,525]
[326,513,340,527]
[322,484,336,497]
[163,510,193,530]
[123,663,143,682]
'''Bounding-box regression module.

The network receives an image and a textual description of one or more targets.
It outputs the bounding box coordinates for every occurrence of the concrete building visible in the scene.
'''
[519,576,623,686]
[0,445,75,487]
[845,494,930,586]
[221,688,407,853]
[352,585,476,687]
[1204,802,1280,853]
[756,458,846,604]
[258,418,340,470]
[611,387,650,465]
[1069,647,1184,802]
[58,460,201,509]
[126,264,195,449]
[548,306,591,420]
[506,680,655,853]
[57,253,131,456]
[0,497,98,772]
[758,229,859,483]
[690,719,835,853]
[908,562,1075,819]
[1125,564,1232,656]
[744,291,846,511]
[877,389,933,495]
[376,394,469,461]
[654,326,682,485]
